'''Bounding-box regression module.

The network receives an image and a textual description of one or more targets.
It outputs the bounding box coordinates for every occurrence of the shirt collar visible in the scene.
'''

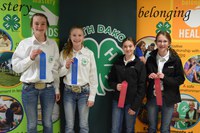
[124,55,135,65]
[157,50,169,62]
[32,35,49,45]
[73,46,89,55]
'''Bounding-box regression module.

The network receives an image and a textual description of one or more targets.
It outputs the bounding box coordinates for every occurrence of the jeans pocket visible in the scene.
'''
[64,86,72,93]
[47,85,55,90]
[22,84,32,92]
[82,87,90,94]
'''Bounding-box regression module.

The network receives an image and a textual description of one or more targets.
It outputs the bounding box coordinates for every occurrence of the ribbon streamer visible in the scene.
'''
[154,78,162,106]
[118,81,128,108]
[71,57,78,84]
[40,52,46,80]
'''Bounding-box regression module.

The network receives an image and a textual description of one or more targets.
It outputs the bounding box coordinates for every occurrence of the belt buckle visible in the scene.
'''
[35,83,46,90]
[72,86,81,93]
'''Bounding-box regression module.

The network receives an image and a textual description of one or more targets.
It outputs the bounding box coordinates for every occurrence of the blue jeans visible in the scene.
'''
[22,84,55,133]
[147,97,174,133]
[111,100,138,133]
[63,85,90,133]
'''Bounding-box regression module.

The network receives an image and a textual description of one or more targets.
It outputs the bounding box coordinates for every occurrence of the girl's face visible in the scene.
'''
[70,28,84,47]
[122,40,135,57]
[156,34,170,54]
[190,58,196,64]
[32,16,48,36]
[140,43,146,52]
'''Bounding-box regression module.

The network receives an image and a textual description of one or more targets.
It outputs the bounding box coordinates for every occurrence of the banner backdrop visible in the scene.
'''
[59,1,137,133]
[0,0,60,132]
[136,0,200,132]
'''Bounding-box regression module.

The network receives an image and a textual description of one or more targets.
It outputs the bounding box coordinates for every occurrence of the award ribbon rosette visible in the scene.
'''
[71,57,78,84]
[118,81,128,108]
[154,78,162,106]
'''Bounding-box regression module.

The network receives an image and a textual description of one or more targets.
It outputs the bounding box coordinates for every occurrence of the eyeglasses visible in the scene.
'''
[157,40,168,44]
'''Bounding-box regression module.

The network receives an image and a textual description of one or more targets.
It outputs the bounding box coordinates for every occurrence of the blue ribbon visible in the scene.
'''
[40,52,46,79]
[71,57,78,84]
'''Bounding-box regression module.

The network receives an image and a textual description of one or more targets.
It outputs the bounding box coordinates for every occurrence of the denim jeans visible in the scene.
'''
[63,85,90,133]
[22,84,55,133]
[147,97,174,133]
[111,100,138,133]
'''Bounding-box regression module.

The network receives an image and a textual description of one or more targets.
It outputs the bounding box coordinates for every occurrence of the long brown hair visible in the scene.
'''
[62,26,84,59]
[136,40,145,48]
[155,31,178,57]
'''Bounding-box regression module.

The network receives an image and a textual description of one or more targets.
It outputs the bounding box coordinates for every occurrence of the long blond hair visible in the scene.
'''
[62,26,84,59]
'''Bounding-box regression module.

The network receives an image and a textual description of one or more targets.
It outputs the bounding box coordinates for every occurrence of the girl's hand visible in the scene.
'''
[30,49,42,60]
[87,101,94,107]
[55,94,60,102]
[128,108,136,115]
[117,83,122,91]
[157,72,165,79]
[65,58,73,69]
[148,73,158,79]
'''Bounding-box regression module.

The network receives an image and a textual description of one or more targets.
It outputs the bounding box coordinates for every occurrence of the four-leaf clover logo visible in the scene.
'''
[156,21,171,34]
[3,14,20,31]
[84,38,123,96]
[176,100,189,129]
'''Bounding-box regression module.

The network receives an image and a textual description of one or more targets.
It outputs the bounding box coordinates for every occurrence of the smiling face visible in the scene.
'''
[122,40,135,58]
[32,16,48,37]
[174,104,178,112]
[189,102,195,111]
[69,28,84,50]
[140,42,146,52]
[156,33,170,56]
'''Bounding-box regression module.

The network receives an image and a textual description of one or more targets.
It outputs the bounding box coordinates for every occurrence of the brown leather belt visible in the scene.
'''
[65,83,89,93]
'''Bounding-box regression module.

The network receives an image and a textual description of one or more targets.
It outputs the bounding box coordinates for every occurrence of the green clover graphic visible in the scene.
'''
[156,22,171,34]
[175,101,189,129]
[84,38,123,95]
[3,14,20,31]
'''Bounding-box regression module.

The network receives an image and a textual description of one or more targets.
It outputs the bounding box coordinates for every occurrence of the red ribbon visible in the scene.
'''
[154,78,162,106]
[118,81,128,108]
